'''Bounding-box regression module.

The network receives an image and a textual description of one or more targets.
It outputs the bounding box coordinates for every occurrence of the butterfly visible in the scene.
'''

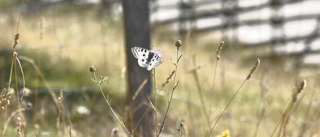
[131,47,163,71]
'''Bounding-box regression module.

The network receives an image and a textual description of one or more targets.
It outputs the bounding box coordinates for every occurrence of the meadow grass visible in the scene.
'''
[1,5,320,137]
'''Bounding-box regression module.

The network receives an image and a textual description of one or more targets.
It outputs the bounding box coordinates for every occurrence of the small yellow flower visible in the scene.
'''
[216,129,230,137]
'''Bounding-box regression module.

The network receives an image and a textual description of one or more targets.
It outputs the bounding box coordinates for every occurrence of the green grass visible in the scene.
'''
[1,3,320,137]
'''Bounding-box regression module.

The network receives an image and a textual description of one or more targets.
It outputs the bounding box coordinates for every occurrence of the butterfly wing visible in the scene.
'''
[131,47,149,68]
[146,51,163,71]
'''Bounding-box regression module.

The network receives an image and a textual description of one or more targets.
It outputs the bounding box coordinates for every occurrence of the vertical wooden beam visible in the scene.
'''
[122,0,153,136]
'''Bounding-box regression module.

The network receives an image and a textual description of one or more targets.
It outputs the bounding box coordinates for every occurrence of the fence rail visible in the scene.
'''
[151,0,320,66]
[1,0,319,66]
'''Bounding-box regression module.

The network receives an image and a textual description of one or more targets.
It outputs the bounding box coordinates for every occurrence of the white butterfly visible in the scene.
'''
[131,47,163,71]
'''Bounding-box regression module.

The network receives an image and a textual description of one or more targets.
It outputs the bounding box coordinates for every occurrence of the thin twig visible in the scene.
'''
[91,70,132,136]
[190,55,209,124]
[15,57,26,100]
[19,56,59,109]
[157,40,182,137]
[207,58,260,136]
[132,79,148,100]
[2,108,26,135]
[208,41,224,127]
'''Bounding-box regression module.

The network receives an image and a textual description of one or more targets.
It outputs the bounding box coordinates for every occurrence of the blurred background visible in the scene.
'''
[0,0,320,136]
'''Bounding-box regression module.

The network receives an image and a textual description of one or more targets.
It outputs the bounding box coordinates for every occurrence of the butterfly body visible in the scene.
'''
[131,47,162,71]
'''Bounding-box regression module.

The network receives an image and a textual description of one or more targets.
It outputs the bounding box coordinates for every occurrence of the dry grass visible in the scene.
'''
[1,4,320,137]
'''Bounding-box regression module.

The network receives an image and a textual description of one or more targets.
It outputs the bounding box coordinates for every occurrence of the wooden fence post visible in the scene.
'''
[122,0,153,136]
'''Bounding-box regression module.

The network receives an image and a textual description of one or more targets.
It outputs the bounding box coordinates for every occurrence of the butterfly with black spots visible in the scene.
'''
[131,47,163,71]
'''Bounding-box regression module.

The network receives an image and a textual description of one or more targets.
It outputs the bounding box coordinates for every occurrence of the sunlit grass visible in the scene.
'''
[1,4,320,137]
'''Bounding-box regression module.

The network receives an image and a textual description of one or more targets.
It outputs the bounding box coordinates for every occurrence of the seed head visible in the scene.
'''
[14,33,20,41]
[13,52,18,57]
[111,128,119,137]
[89,66,96,72]
[16,116,23,136]
[216,41,224,61]
[297,79,307,94]
[12,33,20,49]
[58,90,64,101]
[175,40,182,48]
[246,58,260,80]
[26,102,33,111]
[162,70,175,88]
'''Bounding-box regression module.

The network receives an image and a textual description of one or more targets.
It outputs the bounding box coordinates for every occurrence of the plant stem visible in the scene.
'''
[153,69,160,136]
[92,72,132,137]
[207,80,246,136]
[157,46,181,137]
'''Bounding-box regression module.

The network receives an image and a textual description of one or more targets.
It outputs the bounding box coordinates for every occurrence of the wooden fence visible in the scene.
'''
[150,0,320,67]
